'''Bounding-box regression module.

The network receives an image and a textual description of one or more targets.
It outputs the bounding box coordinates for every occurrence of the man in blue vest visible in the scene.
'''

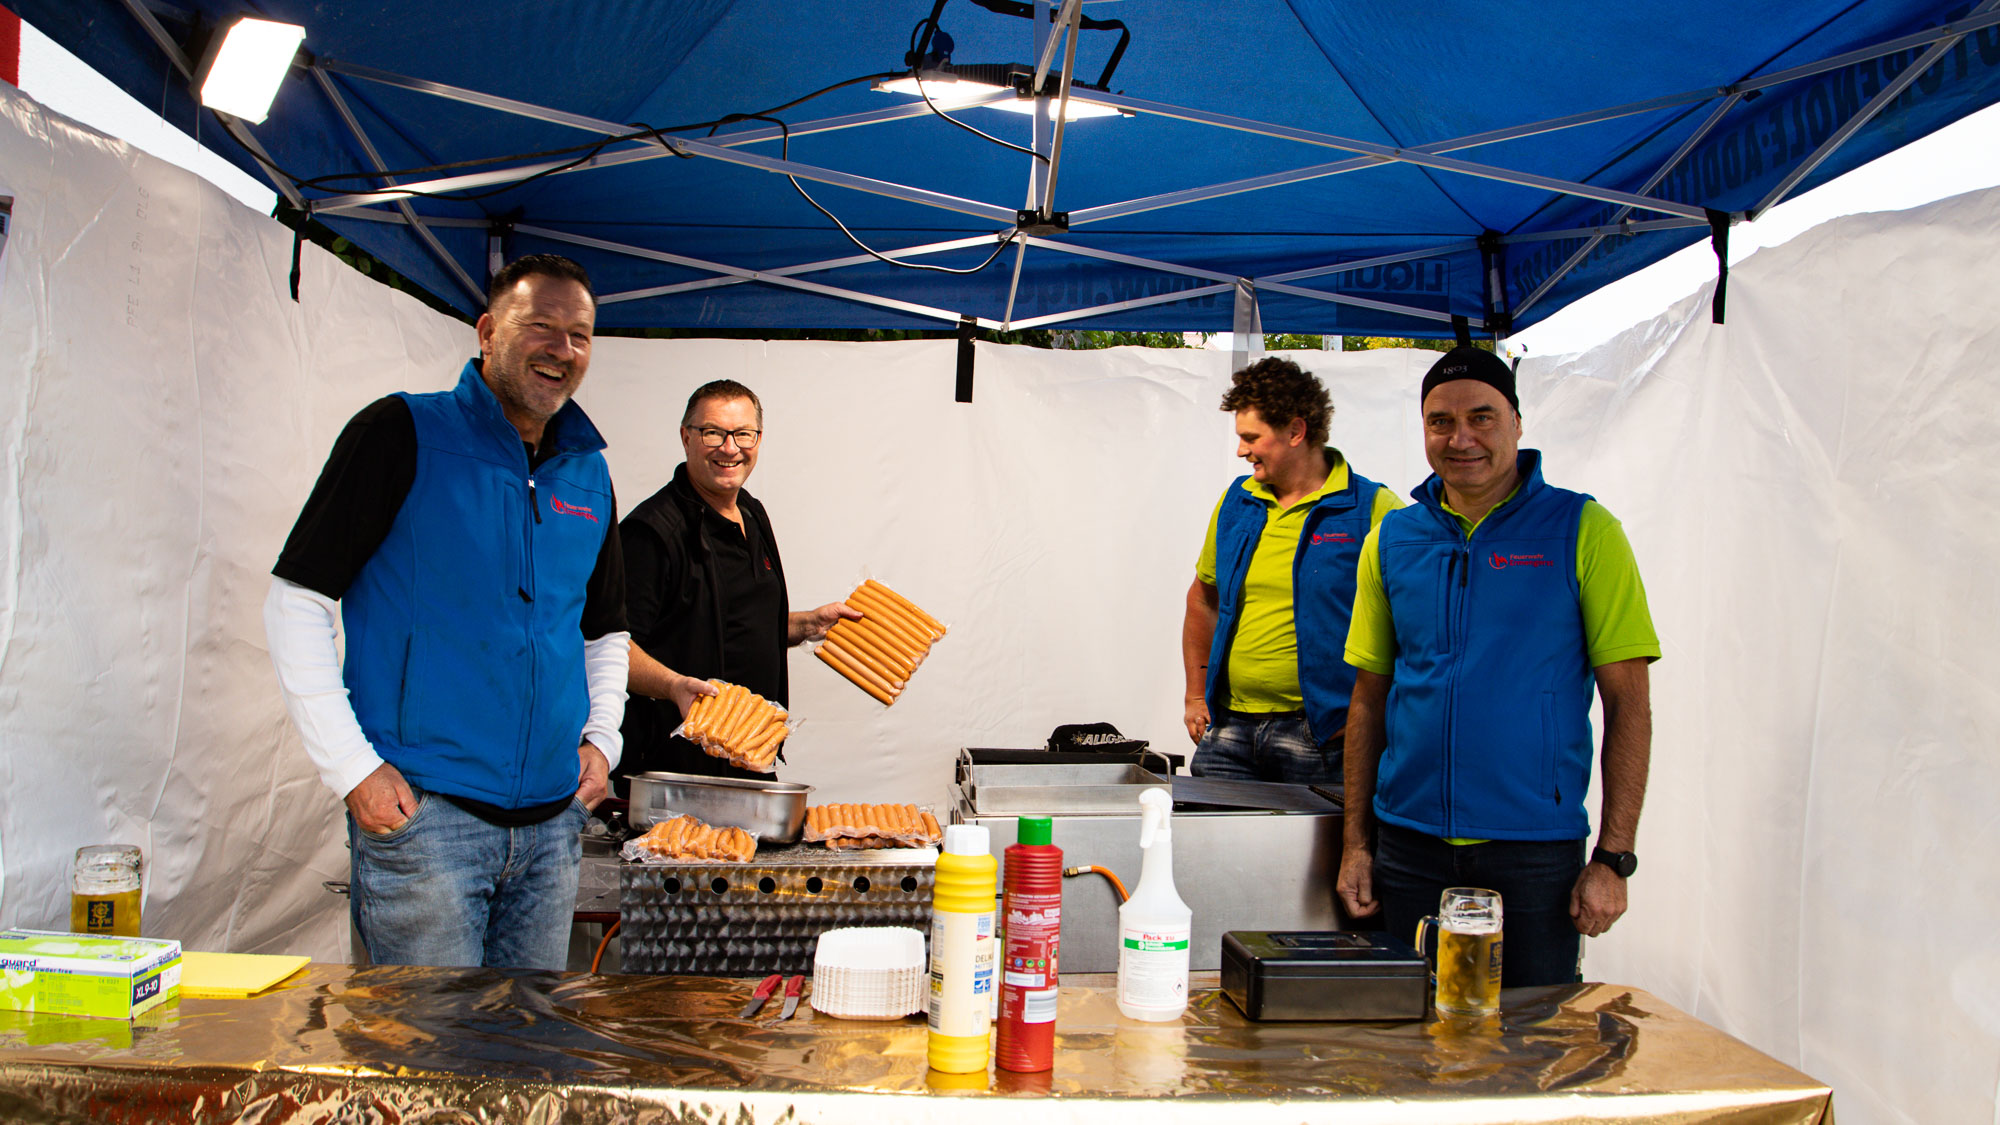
[265,255,628,970]
[1182,357,1401,785]
[1336,346,1658,986]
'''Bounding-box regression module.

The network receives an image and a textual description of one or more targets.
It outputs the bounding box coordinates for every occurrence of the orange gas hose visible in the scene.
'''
[1065,864,1130,903]
[591,919,621,973]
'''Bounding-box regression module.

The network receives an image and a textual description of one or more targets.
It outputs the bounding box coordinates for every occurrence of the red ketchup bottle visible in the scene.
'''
[996,816,1063,1072]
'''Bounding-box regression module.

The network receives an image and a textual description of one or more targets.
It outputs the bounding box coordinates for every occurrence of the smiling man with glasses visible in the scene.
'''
[614,380,859,785]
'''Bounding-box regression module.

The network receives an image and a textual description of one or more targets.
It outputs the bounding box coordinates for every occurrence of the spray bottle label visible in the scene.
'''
[1117,923,1191,1009]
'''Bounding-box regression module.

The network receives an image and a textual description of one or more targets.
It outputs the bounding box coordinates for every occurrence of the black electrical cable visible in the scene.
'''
[253,70,908,201]
[911,70,1048,165]
[902,8,1048,164]
[746,112,1018,275]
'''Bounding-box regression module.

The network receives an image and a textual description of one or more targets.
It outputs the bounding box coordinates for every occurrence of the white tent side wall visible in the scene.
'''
[2,81,1998,1124]
[1530,192,2000,1123]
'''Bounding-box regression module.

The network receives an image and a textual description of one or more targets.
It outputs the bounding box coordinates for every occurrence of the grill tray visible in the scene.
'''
[619,844,936,975]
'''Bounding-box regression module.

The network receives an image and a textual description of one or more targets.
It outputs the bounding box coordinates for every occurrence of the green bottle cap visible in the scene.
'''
[1017,816,1053,846]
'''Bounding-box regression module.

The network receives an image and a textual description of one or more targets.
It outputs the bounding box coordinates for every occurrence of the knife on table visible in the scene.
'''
[739,973,782,1019]
[779,974,805,1020]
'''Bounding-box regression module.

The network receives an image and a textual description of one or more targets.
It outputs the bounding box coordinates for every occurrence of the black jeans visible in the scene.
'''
[1374,821,1585,988]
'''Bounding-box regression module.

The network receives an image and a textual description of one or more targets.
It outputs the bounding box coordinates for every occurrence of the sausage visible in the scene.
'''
[682,691,712,740]
[831,622,909,683]
[815,646,896,706]
[819,637,902,698]
[864,579,947,637]
[823,625,907,687]
[744,720,787,770]
[844,612,926,668]
[846,587,933,653]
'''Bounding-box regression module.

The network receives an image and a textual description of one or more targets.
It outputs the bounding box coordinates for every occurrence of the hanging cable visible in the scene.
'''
[911,71,1048,165]
[726,112,1017,275]
[241,71,906,203]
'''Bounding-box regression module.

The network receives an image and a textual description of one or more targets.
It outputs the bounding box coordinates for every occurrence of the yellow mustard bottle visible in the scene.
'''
[927,823,998,1073]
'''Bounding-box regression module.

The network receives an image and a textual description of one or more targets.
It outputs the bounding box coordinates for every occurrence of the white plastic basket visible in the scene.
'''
[810,926,927,1020]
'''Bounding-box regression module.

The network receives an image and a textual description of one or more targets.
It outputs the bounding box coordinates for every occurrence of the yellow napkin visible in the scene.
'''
[179,951,311,998]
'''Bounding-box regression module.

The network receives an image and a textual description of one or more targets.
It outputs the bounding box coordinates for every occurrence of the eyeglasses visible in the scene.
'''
[688,425,762,449]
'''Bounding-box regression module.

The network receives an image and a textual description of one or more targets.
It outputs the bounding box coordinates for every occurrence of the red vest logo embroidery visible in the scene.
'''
[550,497,598,522]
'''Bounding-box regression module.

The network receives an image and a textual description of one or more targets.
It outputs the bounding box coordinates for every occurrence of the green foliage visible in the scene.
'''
[1335,336,1491,353]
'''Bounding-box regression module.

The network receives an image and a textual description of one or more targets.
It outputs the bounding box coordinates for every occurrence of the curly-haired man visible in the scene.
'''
[1181,356,1401,786]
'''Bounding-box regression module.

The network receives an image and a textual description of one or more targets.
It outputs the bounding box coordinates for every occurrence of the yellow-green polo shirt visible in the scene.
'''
[1344,494,1661,677]
[1198,461,1403,713]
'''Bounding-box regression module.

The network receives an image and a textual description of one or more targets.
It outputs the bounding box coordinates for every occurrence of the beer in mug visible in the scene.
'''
[1416,886,1502,1017]
[70,845,143,938]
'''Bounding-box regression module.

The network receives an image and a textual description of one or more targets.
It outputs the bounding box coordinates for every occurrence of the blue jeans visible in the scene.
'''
[348,787,587,970]
[1373,821,1585,988]
[1190,711,1342,786]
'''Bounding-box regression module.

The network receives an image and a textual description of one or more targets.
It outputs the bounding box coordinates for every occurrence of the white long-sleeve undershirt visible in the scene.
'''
[264,577,628,799]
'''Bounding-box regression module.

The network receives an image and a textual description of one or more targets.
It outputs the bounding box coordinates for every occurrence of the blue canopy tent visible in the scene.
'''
[26,0,2000,337]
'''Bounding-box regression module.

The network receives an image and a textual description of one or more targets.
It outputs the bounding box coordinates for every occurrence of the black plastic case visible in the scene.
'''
[1220,931,1429,1021]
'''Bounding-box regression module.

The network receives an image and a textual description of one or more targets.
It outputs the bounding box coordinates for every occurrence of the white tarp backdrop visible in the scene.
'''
[0,81,1995,1124]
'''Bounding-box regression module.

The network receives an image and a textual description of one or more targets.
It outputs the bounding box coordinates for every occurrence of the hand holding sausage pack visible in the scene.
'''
[813,579,946,705]
[675,681,791,772]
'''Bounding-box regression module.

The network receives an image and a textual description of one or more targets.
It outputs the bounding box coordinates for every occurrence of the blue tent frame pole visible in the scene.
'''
[1008,284,1236,331]
[1103,92,1713,222]
[1262,245,1480,286]
[1067,2,2000,234]
[1257,280,1479,328]
[1002,0,1057,330]
[309,66,485,306]
[1751,0,2000,219]
[1068,89,1732,227]
[518,224,1003,328]
[308,62,1019,222]
[1007,237,1477,330]
[319,58,977,151]
[1512,93,1744,318]
[1038,2,1083,223]
[1504,217,1710,244]
[599,236,1007,303]
[312,130,1018,223]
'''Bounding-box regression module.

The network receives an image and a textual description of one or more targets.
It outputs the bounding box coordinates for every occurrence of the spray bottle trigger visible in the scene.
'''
[1137,787,1170,848]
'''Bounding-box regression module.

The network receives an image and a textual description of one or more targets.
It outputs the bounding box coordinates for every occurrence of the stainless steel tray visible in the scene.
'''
[961,762,1167,814]
[627,771,812,842]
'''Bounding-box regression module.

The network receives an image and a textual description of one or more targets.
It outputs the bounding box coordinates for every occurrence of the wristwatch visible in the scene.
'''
[1590,846,1638,878]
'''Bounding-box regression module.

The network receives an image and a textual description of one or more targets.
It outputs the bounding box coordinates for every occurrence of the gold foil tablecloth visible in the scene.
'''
[0,964,1832,1124]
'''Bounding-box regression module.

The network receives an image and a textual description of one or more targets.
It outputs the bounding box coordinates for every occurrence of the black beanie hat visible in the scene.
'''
[1420,346,1518,413]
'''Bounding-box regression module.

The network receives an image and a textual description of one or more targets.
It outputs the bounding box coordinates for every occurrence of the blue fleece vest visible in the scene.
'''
[1374,450,1594,840]
[341,362,614,809]
[1206,464,1382,742]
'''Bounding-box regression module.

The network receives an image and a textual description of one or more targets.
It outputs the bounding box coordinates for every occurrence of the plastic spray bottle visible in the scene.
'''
[996,816,1062,1072]
[928,823,998,1073]
[1116,787,1191,1021]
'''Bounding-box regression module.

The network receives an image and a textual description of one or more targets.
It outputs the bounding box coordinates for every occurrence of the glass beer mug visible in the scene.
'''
[1415,886,1502,1017]
[70,845,144,937]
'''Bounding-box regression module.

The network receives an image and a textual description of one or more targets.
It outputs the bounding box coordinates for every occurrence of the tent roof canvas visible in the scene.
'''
[27,0,2000,336]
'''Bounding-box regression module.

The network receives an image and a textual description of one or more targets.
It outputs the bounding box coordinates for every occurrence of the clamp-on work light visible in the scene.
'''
[197,17,305,123]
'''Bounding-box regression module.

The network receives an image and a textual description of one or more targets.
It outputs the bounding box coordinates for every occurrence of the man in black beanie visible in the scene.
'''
[1335,346,1661,987]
